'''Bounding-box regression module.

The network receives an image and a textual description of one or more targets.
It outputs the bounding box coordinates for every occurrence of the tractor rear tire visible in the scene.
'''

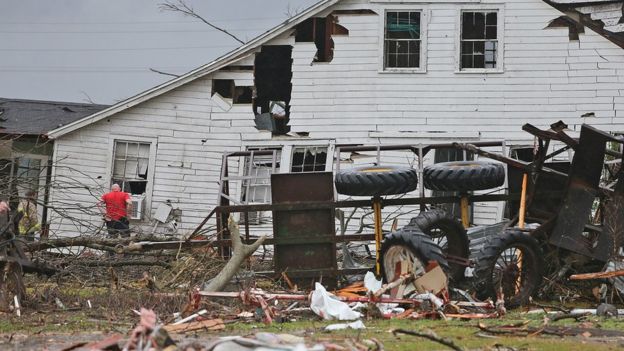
[408,209,469,283]
[380,226,449,284]
[472,229,543,309]
[335,166,417,197]
[423,161,505,192]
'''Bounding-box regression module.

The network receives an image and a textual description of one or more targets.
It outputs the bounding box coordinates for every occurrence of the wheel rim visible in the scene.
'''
[382,244,425,283]
[491,244,535,303]
[427,225,449,248]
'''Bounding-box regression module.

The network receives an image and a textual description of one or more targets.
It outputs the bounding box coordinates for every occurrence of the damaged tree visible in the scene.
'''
[203,217,265,292]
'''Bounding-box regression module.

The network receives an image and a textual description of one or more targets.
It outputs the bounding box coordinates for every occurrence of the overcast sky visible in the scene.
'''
[0,0,319,105]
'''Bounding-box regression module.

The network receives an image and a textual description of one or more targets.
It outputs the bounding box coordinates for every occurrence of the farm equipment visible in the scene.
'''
[334,121,624,307]
[211,121,624,308]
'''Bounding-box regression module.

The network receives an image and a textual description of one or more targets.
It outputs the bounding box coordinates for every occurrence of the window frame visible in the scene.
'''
[107,135,157,221]
[455,5,504,74]
[378,6,428,74]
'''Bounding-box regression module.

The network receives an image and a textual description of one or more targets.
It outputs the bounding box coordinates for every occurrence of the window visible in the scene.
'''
[112,141,150,195]
[460,11,498,70]
[384,11,421,69]
[241,148,281,224]
[291,146,328,172]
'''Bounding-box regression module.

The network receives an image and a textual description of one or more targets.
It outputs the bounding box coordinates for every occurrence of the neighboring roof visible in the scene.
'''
[545,0,624,48]
[47,0,339,139]
[0,98,108,136]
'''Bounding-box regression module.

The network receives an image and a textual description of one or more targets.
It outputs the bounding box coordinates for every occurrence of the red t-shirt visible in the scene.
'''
[102,191,131,220]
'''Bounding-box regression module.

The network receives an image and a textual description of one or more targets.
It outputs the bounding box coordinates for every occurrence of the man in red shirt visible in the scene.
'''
[98,184,132,237]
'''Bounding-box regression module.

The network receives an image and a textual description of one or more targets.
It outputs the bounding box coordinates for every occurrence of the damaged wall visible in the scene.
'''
[49,0,624,235]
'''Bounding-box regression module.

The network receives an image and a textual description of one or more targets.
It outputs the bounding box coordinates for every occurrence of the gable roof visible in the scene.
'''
[46,0,624,139]
[47,0,339,139]
[0,98,108,136]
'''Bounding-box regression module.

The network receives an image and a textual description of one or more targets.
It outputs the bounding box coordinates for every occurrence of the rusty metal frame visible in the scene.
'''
[206,123,624,279]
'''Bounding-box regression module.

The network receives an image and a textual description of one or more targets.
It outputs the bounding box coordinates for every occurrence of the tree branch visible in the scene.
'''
[203,217,265,292]
[159,0,245,44]
[149,68,181,78]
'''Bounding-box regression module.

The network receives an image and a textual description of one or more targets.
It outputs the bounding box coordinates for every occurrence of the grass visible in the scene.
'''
[226,315,624,351]
[2,282,623,350]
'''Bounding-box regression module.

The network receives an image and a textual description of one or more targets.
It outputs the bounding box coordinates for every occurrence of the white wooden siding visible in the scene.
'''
[50,0,624,236]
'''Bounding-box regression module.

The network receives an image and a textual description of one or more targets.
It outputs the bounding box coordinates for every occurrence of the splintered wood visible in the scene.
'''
[164,318,225,333]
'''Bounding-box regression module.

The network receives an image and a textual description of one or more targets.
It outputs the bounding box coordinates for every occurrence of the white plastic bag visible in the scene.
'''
[310,282,361,320]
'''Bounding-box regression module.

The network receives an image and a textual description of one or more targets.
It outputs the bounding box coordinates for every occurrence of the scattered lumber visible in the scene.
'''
[163,318,225,333]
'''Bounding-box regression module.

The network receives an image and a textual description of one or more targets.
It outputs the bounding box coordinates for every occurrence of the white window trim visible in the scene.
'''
[106,135,157,221]
[377,6,428,74]
[241,139,336,173]
[455,5,505,74]
[235,140,335,216]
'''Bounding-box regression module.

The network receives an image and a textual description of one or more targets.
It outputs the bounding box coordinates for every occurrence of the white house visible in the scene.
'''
[45,0,624,237]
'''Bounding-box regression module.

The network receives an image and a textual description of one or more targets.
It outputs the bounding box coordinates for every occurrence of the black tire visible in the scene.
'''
[335,166,417,197]
[423,161,505,192]
[472,229,544,309]
[408,209,469,283]
[380,226,449,284]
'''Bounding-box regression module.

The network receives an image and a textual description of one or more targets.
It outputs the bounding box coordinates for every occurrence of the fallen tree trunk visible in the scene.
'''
[25,235,177,251]
[203,217,265,292]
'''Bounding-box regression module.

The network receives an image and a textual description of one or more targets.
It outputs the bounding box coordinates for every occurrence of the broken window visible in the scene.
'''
[291,146,328,172]
[112,141,150,195]
[295,15,348,63]
[212,79,253,104]
[461,11,498,69]
[241,148,281,224]
[384,11,421,69]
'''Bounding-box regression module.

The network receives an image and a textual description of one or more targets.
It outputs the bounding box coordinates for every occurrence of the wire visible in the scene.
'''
[0,27,272,34]
[0,16,285,25]
[0,45,236,52]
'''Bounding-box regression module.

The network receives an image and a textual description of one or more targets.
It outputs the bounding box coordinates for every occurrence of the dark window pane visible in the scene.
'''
[461,55,473,69]
[409,41,420,67]
[463,11,490,40]
[387,11,419,39]
[386,53,397,67]
[398,11,409,25]
[486,12,497,25]
[462,12,472,39]
[397,54,408,67]
[410,12,420,26]
[474,41,485,54]
[486,25,497,39]
[474,12,485,35]
[461,41,473,55]
[474,54,485,68]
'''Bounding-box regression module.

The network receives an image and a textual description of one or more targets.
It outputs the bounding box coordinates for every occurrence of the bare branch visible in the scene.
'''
[149,68,181,78]
[159,0,245,45]
[79,91,96,104]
